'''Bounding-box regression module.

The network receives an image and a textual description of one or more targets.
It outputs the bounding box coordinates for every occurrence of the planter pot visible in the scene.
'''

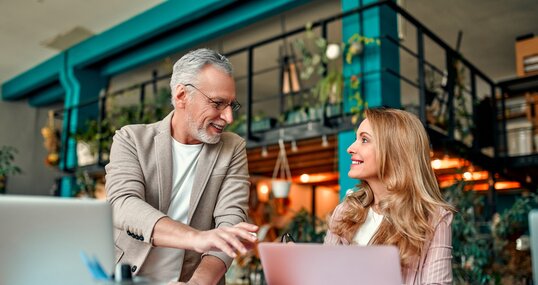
[236,118,276,134]
[252,118,276,132]
[325,103,342,117]
[308,107,323,121]
[286,109,308,125]
[425,90,437,106]
[77,141,98,167]
[271,179,291,198]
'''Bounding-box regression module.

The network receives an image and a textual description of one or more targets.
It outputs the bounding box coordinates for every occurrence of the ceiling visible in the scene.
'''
[0,0,163,96]
[404,0,538,81]
[1,0,537,99]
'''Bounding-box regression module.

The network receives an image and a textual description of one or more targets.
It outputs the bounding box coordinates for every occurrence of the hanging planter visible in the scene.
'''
[41,110,60,166]
[271,139,292,198]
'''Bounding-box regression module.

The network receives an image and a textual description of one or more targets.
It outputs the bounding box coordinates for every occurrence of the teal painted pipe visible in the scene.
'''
[59,52,74,171]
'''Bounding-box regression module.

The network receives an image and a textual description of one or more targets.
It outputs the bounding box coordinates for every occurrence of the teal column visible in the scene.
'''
[338,0,400,200]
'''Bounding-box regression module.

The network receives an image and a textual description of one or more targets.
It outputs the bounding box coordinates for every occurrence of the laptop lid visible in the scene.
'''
[530,209,538,284]
[0,195,115,285]
[258,242,402,285]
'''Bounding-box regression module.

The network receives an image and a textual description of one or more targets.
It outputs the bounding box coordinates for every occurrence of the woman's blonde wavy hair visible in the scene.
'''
[331,108,454,266]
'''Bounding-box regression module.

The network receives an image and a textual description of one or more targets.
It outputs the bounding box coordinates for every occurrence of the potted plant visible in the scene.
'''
[491,193,537,283]
[444,178,537,284]
[293,25,379,123]
[271,140,292,199]
[443,180,493,284]
[0,146,22,194]
[284,208,326,243]
[75,119,102,167]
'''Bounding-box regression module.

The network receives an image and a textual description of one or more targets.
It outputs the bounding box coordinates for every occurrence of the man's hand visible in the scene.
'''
[152,218,258,258]
[191,222,258,258]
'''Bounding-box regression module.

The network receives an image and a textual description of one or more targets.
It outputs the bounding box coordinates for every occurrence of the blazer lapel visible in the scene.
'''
[154,112,174,213]
[187,141,223,223]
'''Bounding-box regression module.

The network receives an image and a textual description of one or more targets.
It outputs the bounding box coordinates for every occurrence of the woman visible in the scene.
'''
[325,108,454,284]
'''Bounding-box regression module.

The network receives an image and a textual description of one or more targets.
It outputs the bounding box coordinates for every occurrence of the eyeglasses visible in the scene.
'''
[184,83,241,111]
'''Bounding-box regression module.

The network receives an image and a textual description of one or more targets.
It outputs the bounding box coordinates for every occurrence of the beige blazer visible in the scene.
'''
[324,204,453,285]
[105,111,250,283]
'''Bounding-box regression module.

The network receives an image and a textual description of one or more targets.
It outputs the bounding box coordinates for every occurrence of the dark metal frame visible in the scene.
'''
[54,1,537,197]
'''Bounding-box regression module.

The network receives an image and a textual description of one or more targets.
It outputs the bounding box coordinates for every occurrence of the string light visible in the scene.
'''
[432,159,442,169]
[257,181,270,203]
[321,135,329,147]
[291,140,298,152]
[300,173,310,183]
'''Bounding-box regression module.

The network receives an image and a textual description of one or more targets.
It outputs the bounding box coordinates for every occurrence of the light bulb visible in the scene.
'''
[291,140,298,152]
[321,135,329,147]
[326,43,341,60]
[432,159,442,169]
[300,174,310,183]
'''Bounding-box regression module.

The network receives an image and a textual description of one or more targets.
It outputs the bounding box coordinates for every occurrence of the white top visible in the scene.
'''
[353,207,384,245]
[139,139,203,282]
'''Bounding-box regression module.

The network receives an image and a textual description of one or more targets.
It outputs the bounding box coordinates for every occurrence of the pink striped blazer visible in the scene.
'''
[324,204,453,285]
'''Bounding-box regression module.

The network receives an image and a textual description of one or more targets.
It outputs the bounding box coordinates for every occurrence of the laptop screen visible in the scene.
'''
[0,195,115,285]
[529,209,538,284]
[258,242,402,285]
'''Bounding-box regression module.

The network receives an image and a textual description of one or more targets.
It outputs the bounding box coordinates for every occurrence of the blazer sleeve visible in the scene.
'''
[420,210,453,284]
[105,127,166,244]
[324,203,347,245]
[205,136,250,267]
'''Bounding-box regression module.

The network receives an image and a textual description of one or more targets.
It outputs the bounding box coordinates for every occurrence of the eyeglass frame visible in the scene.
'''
[183,83,241,112]
[280,232,296,243]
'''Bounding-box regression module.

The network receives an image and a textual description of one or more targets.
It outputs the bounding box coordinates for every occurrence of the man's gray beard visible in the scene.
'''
[187,114,221,144]
[198,128,220,144]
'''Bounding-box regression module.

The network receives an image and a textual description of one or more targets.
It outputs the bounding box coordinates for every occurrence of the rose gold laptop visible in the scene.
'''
[529,210,538,284]
[258,242,402,285]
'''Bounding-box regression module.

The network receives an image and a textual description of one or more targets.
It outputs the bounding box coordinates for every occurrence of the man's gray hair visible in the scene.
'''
[169,48,233,105]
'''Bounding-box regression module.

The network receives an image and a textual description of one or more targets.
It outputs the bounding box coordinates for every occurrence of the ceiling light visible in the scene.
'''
[300,174,310,183]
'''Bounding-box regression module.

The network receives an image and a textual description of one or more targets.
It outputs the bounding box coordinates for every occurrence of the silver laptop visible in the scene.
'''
[530,210,538,284]
[258,242,402,285]
[0,195,115,285]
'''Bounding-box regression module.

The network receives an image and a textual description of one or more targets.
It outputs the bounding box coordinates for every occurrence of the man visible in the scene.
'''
[106,48,258,285]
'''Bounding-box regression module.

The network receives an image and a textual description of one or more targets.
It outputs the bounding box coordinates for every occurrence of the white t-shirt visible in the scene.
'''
[353,207,384,246]
[138,139,203,282]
